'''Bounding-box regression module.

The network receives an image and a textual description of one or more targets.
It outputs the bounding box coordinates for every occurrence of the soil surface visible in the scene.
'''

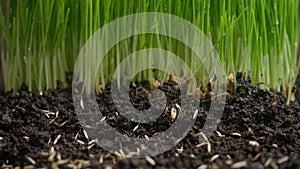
[0,73,299,169]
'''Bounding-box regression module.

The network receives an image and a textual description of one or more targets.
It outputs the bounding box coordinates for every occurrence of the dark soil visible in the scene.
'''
[295,68,300,103]
[0,73,299,169]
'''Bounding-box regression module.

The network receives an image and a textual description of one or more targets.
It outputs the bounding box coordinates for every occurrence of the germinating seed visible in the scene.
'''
[200,132,209,142]
[215,131,225,137]
[195,142,208,148]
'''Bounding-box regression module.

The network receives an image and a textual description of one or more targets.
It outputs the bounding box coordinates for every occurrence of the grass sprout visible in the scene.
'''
[0,0,298,101]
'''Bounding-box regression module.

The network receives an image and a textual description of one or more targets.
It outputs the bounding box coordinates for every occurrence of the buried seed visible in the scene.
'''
[59,120,68,127]
[230,133,241,137]
[145,156,156,166]
[176,146,183,154]
[252,153,261,161]
[277,156,289,164]
[193,109,198,119]
[249,140,260,147]
[231,160,247,169]
[24,136,30,141]
[100,116,106,122]
[170,107,177,120]
[80,98,85,109]
[210,154,220,162]
[53,134,61,145]
[133,124,139,132]
[99,155,104,164]
[264,158,273,167]
[76,139,85,145]
[272,144,278,148]
[175,104,181,110]
[197,164,208,169]
[83,130,89,139]
[25,155,36,165]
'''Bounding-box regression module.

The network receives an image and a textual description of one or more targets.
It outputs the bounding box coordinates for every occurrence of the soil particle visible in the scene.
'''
[0,73,299,168]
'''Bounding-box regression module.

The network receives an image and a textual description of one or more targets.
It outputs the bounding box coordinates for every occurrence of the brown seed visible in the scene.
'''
[136,87,150,97]
[170,107,177,119]
[227,73,235,94]
[170,75,180,85]
[152,79,161,89]
[99,84,104,93]
[196,87,206,100]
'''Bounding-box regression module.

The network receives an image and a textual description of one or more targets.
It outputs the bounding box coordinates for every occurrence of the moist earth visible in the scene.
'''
[0,73,299,169]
